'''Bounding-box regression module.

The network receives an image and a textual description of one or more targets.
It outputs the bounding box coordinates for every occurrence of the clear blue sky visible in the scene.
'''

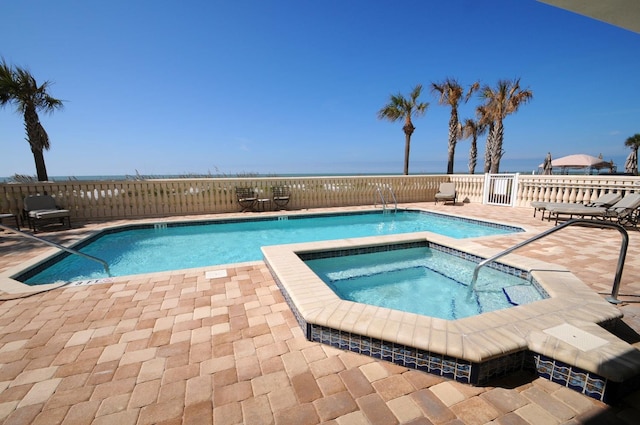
[1,0,639,177]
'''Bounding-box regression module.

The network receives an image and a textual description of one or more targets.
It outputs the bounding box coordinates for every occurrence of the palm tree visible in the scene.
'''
[624,134,640,151]
[624,133,640,175]
[460,118,487,174]
[479,78,532,173]
[0,59,64,181]
[378,84,429,175]
[431,79,479,174]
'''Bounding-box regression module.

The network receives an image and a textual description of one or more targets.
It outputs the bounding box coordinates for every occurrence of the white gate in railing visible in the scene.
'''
[483,173,519,206]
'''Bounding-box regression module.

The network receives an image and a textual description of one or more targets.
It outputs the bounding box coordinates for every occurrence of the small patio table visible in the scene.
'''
[256,198,271,212]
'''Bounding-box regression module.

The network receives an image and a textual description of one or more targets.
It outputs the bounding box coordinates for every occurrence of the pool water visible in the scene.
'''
[304,246,545,320]
[21,210,522,285]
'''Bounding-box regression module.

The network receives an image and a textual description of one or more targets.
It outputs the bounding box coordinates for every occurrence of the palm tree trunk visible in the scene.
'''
[483,124,494,173]
[446,111,458,174]
[403,123,415,175]
[24,107,50,181]
[403,134,411,175]
[490,122,504,173]
[469,137,477,174]
[446,144,455,175]
[31,147,49,181]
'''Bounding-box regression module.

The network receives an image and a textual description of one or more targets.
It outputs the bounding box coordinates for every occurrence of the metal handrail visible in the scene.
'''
[468,219,628,304]
[387,187,398,212]
[375,186,387,211]
[375,186,397,213]
[0,224,112,277]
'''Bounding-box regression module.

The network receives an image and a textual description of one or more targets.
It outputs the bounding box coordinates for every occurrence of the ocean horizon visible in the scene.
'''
[0,172,440,183]
[1,168,625,184]
[2,154,629,183]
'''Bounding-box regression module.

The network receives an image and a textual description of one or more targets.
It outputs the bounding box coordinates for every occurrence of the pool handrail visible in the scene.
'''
[0,224,112,278]
[375,185,397,213]
[468,219,629,304]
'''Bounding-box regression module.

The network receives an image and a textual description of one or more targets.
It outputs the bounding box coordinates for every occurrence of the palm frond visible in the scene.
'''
[377,84,428,122]
[625,134,640,149]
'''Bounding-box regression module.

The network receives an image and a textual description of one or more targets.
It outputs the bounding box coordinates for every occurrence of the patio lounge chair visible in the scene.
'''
[435,182,457,204]
[0,213,20,230]
[23,195,71,232]
[272,186,290,210]
[531,192,621,221]
[547,192,640,226]
[236,187,257,212]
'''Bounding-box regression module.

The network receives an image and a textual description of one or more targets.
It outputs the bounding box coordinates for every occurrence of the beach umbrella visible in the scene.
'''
[542,152,552,175]
[625,150,638,175]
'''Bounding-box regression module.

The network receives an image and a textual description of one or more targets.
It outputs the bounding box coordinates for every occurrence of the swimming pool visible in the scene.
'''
[19,209,522,285]
[304,245,546,320]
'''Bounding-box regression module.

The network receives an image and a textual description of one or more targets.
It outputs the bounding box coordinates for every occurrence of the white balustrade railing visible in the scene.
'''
[515,175,640,207]
[1,174,638,221]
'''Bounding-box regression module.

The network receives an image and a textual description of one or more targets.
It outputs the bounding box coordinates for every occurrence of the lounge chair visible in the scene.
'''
[434,182,457,204]
[272,186,290,210]
[23,195,71,232]
[531,192,621,221]
[547,193,640,226]
[0,213,20,230]
[236,187,257,212]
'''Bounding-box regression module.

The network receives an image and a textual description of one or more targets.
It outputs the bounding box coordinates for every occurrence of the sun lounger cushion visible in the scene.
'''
[531,192,621,220]
[548,193,640,226]
[30,209,71,220]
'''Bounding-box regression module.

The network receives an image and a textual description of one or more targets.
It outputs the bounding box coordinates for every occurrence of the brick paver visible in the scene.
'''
[1,203,639,424]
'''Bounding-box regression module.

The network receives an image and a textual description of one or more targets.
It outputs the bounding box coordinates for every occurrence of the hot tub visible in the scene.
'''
[261,231,632,401]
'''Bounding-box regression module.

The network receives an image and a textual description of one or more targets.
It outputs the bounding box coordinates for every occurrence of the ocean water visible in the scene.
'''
[2,153,628,182]
[1,172,420,183]
[1,162,628,183]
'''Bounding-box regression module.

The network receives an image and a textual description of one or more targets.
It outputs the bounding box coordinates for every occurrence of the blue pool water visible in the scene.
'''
[21,210,522,285]
[304,246,545,320]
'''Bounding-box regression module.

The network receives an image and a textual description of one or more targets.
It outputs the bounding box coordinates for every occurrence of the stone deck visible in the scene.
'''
[0,202,639,424]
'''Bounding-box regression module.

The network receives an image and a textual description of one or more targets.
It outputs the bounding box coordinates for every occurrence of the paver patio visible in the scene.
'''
[0,202,639,424]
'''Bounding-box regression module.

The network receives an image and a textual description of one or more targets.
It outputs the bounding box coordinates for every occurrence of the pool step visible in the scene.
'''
[503,285,541,305]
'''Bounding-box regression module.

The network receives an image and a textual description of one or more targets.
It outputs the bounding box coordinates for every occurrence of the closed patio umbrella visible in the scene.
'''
[625,150,638,175]
[542,152,552,175]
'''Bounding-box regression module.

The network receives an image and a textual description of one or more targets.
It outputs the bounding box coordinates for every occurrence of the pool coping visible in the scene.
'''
[261,231,640,396]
